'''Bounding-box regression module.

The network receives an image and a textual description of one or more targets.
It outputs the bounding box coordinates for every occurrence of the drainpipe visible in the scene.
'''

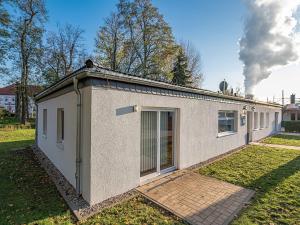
[73,77,82,195]
[35,102,38,145]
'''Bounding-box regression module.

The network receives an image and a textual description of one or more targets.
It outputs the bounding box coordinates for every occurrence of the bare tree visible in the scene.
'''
[0,0,11,75]
[95,12,125,71]
[8,0,47,124]
[180,41,204,87]
[95,0,177,79]
[43,24,86,83]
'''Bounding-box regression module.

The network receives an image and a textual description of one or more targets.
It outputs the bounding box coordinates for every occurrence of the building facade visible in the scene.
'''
[0,85,16,113]
[0,84,40,117]
[35,60,282,205]
[283,95,300,122]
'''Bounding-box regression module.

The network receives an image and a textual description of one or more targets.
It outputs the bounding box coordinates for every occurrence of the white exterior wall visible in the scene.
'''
[37,91,77,186]
[252,105,281,141]
[0,94,15,113]
[36,87,92,202]
[89,87,281,205]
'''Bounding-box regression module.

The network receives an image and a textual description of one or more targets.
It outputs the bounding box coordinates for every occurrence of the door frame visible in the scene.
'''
[275,112,279,132]
[140,107,178,182]
[247,111,253,144]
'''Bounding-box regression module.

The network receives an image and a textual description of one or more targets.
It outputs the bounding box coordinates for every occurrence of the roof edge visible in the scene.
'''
[35,60,282,108]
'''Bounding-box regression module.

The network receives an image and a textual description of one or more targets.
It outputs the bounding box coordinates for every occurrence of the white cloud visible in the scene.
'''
[239,0,300,94]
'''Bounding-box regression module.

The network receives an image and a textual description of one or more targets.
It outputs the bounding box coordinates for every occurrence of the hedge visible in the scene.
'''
[282,121,300,133]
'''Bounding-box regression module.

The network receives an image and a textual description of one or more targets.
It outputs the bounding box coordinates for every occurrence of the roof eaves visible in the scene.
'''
[34,60,282,108]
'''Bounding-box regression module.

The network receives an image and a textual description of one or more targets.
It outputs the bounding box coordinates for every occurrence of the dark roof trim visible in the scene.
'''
[35,60,282,108]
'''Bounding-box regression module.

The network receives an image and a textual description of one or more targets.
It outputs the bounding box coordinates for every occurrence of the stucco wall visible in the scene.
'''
[37,87,92,202]
[252,105,281,141]
[89,87,281,204]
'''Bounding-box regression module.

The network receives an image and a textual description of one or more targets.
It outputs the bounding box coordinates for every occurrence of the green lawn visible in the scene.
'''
[199,145,300,225]
[262,134,300,147]
[0,129,184,225]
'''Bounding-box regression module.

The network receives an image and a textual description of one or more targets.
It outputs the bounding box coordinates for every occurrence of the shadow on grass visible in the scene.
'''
[0,140,34,153]
[248,155,300,193]
[0,141,73,225]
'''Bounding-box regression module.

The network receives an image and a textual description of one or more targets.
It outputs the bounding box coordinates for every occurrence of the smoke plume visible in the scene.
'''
[239,0,300,95]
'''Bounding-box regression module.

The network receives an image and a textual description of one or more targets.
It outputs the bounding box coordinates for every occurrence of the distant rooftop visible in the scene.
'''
[0,84,42,96]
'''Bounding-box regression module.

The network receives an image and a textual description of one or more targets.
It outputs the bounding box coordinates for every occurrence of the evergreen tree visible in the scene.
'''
[172,48,192,86]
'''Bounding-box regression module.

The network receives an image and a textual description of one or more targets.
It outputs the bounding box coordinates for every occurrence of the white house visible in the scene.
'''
[35,60,282,206]
[0,84,39,117]
[0,84,16,113]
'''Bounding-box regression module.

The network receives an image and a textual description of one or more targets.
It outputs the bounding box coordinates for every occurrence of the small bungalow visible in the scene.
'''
[35,60,281,205]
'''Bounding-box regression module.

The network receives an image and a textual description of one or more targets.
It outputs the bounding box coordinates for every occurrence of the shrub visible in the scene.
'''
[282,121,300,133]
[0,108,11,119]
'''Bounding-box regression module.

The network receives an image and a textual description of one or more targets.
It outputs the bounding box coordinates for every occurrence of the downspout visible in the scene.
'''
[73,77,82,195]
[35,102,38,145]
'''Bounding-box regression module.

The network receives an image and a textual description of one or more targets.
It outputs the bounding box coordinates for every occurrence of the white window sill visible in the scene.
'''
[217,131,237,138]
[56,142,64,150]
[253,129,259,131]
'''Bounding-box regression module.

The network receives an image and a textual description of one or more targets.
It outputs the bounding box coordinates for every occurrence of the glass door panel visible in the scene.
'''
[140,111,158,176]
[160,111,174,171]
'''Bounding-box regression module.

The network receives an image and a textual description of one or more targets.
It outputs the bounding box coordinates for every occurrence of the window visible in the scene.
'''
[218,111,237,133]
[254,112,258,130]
[42,109,47,136]
[57,108,64,143]
[260,112,264,129]
[291,113,296,121]
[266,112,269,128]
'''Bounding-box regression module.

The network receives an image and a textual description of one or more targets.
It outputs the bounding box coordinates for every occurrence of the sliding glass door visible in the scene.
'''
[140,111,158,176]
[140,110,175,177]
[160,111,174,170]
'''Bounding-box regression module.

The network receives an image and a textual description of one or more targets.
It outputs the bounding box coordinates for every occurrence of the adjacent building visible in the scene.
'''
[35,60,282,206]
[283,94,300,121]
[0,84,41,117]
[0,84,16,113]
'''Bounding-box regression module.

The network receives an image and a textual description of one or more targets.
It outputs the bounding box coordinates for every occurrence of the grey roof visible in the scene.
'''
[35,60,282,108]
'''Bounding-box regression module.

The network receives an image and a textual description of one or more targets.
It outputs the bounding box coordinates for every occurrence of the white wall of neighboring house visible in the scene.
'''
[0,95,16,113]
[0,94,36,116]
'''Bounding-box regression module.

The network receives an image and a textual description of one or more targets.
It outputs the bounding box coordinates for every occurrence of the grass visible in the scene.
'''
[262,134,300,147]
[0,129,185,225]
[199,145,300,225]
[0,117,20,125]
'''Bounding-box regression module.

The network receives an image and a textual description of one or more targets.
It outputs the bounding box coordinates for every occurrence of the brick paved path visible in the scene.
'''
[137,171,254,225]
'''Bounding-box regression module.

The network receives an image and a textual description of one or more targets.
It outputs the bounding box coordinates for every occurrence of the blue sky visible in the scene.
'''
[8,0,300,102]
[46,0,246,91]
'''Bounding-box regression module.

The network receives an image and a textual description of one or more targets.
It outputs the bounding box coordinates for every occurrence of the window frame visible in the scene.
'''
[218,110,238,136]
[260,112,264,129]
[265,112,269,128]
[291,113,296,121]
[57,108,64,144]
[254,112,259,130]
[42,109,47,137]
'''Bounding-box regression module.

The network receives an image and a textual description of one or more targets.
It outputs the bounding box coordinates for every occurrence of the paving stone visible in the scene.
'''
[137,171,255,225]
